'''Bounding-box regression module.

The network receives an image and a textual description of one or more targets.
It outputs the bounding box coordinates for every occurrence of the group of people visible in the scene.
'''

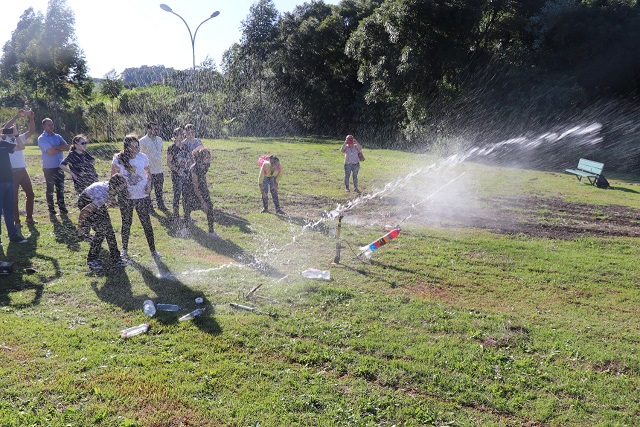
[2,108,365,271]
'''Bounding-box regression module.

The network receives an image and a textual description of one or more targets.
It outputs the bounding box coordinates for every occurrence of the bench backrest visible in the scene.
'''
[577,158,604,174]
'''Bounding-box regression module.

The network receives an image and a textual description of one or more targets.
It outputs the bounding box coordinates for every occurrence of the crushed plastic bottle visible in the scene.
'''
[142,300,156,316]
[156,303,180,311]
[302,268,330,280]
[120,323,150,338]
[178,308,205,322]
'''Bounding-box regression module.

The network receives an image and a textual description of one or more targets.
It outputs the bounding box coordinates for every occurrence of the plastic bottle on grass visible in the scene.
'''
[157,303,180,311]
[179,308,205,322]
[120,323,150,338]
[302,268,330,280]
[142,300,156,316]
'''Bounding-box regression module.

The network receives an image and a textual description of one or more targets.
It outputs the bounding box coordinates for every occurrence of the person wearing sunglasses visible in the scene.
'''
[59,134,99,195]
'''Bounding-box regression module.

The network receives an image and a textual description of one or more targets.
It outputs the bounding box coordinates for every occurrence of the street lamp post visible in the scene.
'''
[160,4,220,132]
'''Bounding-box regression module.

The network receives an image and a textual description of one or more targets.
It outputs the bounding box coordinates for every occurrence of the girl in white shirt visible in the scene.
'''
[110,135,159,259]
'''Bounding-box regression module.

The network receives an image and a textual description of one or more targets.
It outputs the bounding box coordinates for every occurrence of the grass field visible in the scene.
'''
[1,137,640,426]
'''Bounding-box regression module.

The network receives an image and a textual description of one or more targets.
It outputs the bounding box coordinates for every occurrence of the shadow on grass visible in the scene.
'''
[89,257,222,335]
[0,224,60,308]
[610,186,640,194]
[49,212,81,252]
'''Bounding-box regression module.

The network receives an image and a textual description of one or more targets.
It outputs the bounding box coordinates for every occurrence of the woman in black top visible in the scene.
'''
[60,134,99,194]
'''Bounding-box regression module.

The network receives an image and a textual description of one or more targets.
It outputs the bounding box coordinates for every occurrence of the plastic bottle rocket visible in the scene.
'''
[359,228,400,259]
[120,323,150,338]
[178,308,205,322]
[142,300,156,316]
[156,303,180,311]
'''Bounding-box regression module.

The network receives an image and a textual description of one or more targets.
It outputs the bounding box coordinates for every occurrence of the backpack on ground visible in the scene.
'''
[595,174,610,189]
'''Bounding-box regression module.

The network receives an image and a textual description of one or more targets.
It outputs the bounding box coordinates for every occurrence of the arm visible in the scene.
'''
[144,165,151,194]
[167,149,177,173]
[59,163,78,181]
[340,144,347,153]
[24,110,36,140]
[110,161,120,177]
[2,110,22,129]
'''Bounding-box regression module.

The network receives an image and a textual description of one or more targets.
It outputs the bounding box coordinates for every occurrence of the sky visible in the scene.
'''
[2,0,341,78]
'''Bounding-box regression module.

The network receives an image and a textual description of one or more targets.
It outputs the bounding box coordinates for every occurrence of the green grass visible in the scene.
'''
[1,138,640,426]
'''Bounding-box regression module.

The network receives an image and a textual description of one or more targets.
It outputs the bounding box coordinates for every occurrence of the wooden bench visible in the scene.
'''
[565,158,604,185]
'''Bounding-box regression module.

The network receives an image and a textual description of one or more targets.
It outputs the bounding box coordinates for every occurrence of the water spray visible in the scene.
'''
[230,302,277,318]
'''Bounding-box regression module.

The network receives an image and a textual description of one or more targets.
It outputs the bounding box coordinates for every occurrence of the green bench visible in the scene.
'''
[565,158,604,185]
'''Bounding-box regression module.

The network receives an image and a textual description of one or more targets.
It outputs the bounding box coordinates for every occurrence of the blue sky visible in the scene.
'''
[2,0,340,78]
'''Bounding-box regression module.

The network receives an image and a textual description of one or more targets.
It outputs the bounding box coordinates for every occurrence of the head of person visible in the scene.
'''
[345,135,355,145]
[108,173,128,198]
[184,123,195,138]
[1,125,16,140]
[42,118,54,134]
[123,134,140,157]
[71,134,89,152]
[269,155,280,170]
[193,147,211,167]
[146,121,159,137]
[173,127,184,142]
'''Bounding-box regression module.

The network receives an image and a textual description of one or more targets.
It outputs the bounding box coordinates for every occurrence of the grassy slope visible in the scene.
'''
[1,138,639,426]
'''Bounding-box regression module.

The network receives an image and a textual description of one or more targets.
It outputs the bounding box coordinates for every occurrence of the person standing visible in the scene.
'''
[258,155,284,214]
[59,134,99,195]
[340,134,363,193]
[183,147,219,238]
[166,127,190,220]
[8,109,37,227]
[77,174,130,270]
[139,121,168,211]
[110,135,159,259]
[183,123,203,155]
[38,118,70,215]
[1,114,28,244]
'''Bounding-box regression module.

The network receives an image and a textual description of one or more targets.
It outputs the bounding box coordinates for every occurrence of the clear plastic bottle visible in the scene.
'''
[178,308,205,322]
[156,303,180,311]
[302,268,330,280]
[142,300,156,316]
[120,323,150,338]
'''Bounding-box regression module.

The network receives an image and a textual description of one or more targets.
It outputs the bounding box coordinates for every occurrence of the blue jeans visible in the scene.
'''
[260,177,281,210]
[43,167,66,212]
[0,182,20,241]
[344,162,360,189]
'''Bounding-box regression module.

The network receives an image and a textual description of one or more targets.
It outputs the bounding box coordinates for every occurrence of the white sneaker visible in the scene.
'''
[120,249,129,259]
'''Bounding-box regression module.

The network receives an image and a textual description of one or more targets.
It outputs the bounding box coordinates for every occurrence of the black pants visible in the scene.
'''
[78,195,119,262]
[119,196,156,252]
[150,173,166,209]
[171,173,187,217]
[43,167,66,212]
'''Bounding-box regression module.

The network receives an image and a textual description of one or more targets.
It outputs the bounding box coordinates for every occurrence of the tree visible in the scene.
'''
[101,70,124,141]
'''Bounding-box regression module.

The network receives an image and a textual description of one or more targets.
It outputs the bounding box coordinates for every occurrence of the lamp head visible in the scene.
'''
[160,4,172,12]
[210,11,220,18]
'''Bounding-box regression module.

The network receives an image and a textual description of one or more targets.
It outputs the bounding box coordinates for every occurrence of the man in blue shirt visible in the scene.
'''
[37,118,70,216]
[1,112,28,244]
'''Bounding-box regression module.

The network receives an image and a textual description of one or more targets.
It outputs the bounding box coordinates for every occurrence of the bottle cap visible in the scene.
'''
[195,297,204,304]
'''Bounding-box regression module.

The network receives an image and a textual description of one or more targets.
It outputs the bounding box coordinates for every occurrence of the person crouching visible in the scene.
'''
[77,174,129,271]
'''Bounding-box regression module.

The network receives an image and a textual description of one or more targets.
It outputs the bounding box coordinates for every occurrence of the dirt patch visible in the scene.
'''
[343,195,640,239]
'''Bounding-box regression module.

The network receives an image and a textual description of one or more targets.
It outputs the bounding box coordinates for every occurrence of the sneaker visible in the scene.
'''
[275,209,285,215]
[15,222,22,228]
[345,188,350,192]
[207,231,221,239]
[354,188,361,194]
[59,208,69,214]
[120,249,129,259]
[151,251,162,259]
[25,218,38,225]
[113,258,130,268]
[87,260,103,271]
[10,238,28,244]
[261,208,268,213]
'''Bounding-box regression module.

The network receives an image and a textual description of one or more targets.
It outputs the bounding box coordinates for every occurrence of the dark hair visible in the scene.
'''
[70,134,88,152]
[269,155,279,163]
[108,173,128,198]
[146,121,158,130]
[116,135,139,174]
